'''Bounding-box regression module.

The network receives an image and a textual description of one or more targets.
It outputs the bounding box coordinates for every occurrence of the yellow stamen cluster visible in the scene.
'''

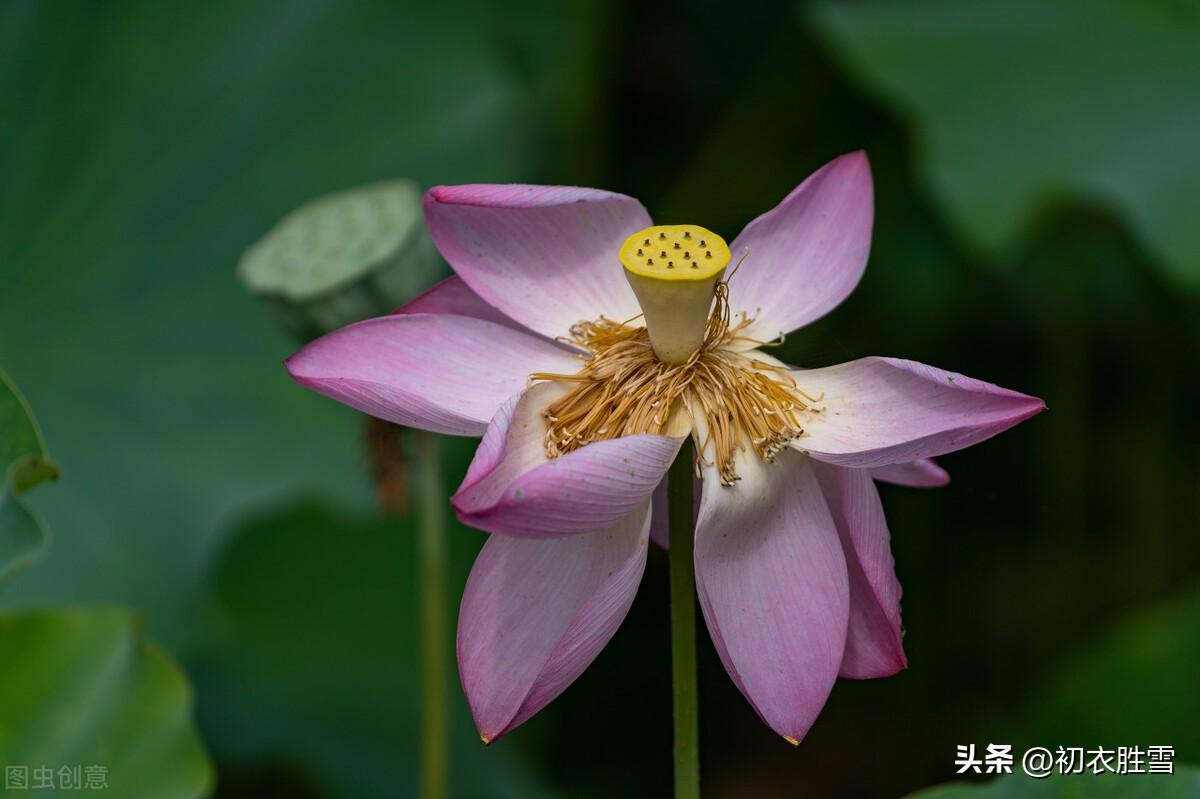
[530,284,822,485]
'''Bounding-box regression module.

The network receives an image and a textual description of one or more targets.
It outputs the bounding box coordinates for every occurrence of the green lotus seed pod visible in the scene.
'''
[238,180,442,340]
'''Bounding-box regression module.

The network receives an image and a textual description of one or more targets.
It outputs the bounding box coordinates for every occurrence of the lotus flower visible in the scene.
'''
[286,152,1044,745]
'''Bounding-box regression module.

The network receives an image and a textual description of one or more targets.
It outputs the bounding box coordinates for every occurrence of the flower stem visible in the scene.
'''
[415,430,449,799]
[668,440,700,799]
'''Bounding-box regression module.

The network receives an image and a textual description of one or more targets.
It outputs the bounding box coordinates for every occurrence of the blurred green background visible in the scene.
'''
[2,0,1198,797]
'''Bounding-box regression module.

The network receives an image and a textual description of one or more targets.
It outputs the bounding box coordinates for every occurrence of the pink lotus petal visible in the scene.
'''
[694,447,849,744]
[453,384,684,538]
[726,152,873,344]
[792,357,1045,468]
[285,314,579,436]
[394,275,522,331]
[424,185,648,340]
[870,458,950,488]
[812,462,906,679]
[458,502,652,742]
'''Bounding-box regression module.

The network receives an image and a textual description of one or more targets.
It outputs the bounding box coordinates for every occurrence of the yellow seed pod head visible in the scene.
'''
[618,224,730,282]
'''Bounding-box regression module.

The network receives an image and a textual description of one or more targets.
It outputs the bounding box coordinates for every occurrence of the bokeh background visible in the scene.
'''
[2,1,1198,797]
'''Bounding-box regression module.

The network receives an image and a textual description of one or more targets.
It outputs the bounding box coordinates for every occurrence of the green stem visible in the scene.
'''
[668,441,700,799]
[415,430,449,799]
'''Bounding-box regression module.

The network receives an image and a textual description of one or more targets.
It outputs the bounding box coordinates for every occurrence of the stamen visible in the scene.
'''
[530,281,819,485]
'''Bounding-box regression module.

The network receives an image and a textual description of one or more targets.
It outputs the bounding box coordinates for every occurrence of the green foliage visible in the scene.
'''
[0,607,213,798]
[811,0,1200,286]
[191,500,560,799]
[907,766,1200,799]
[0,369,57,583]
[1017,585,1200,760]
[0,370,56,491]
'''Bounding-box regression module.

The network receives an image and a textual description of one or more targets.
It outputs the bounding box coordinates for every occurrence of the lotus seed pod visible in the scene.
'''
[619,224,731,364]
[237,180,442,341]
